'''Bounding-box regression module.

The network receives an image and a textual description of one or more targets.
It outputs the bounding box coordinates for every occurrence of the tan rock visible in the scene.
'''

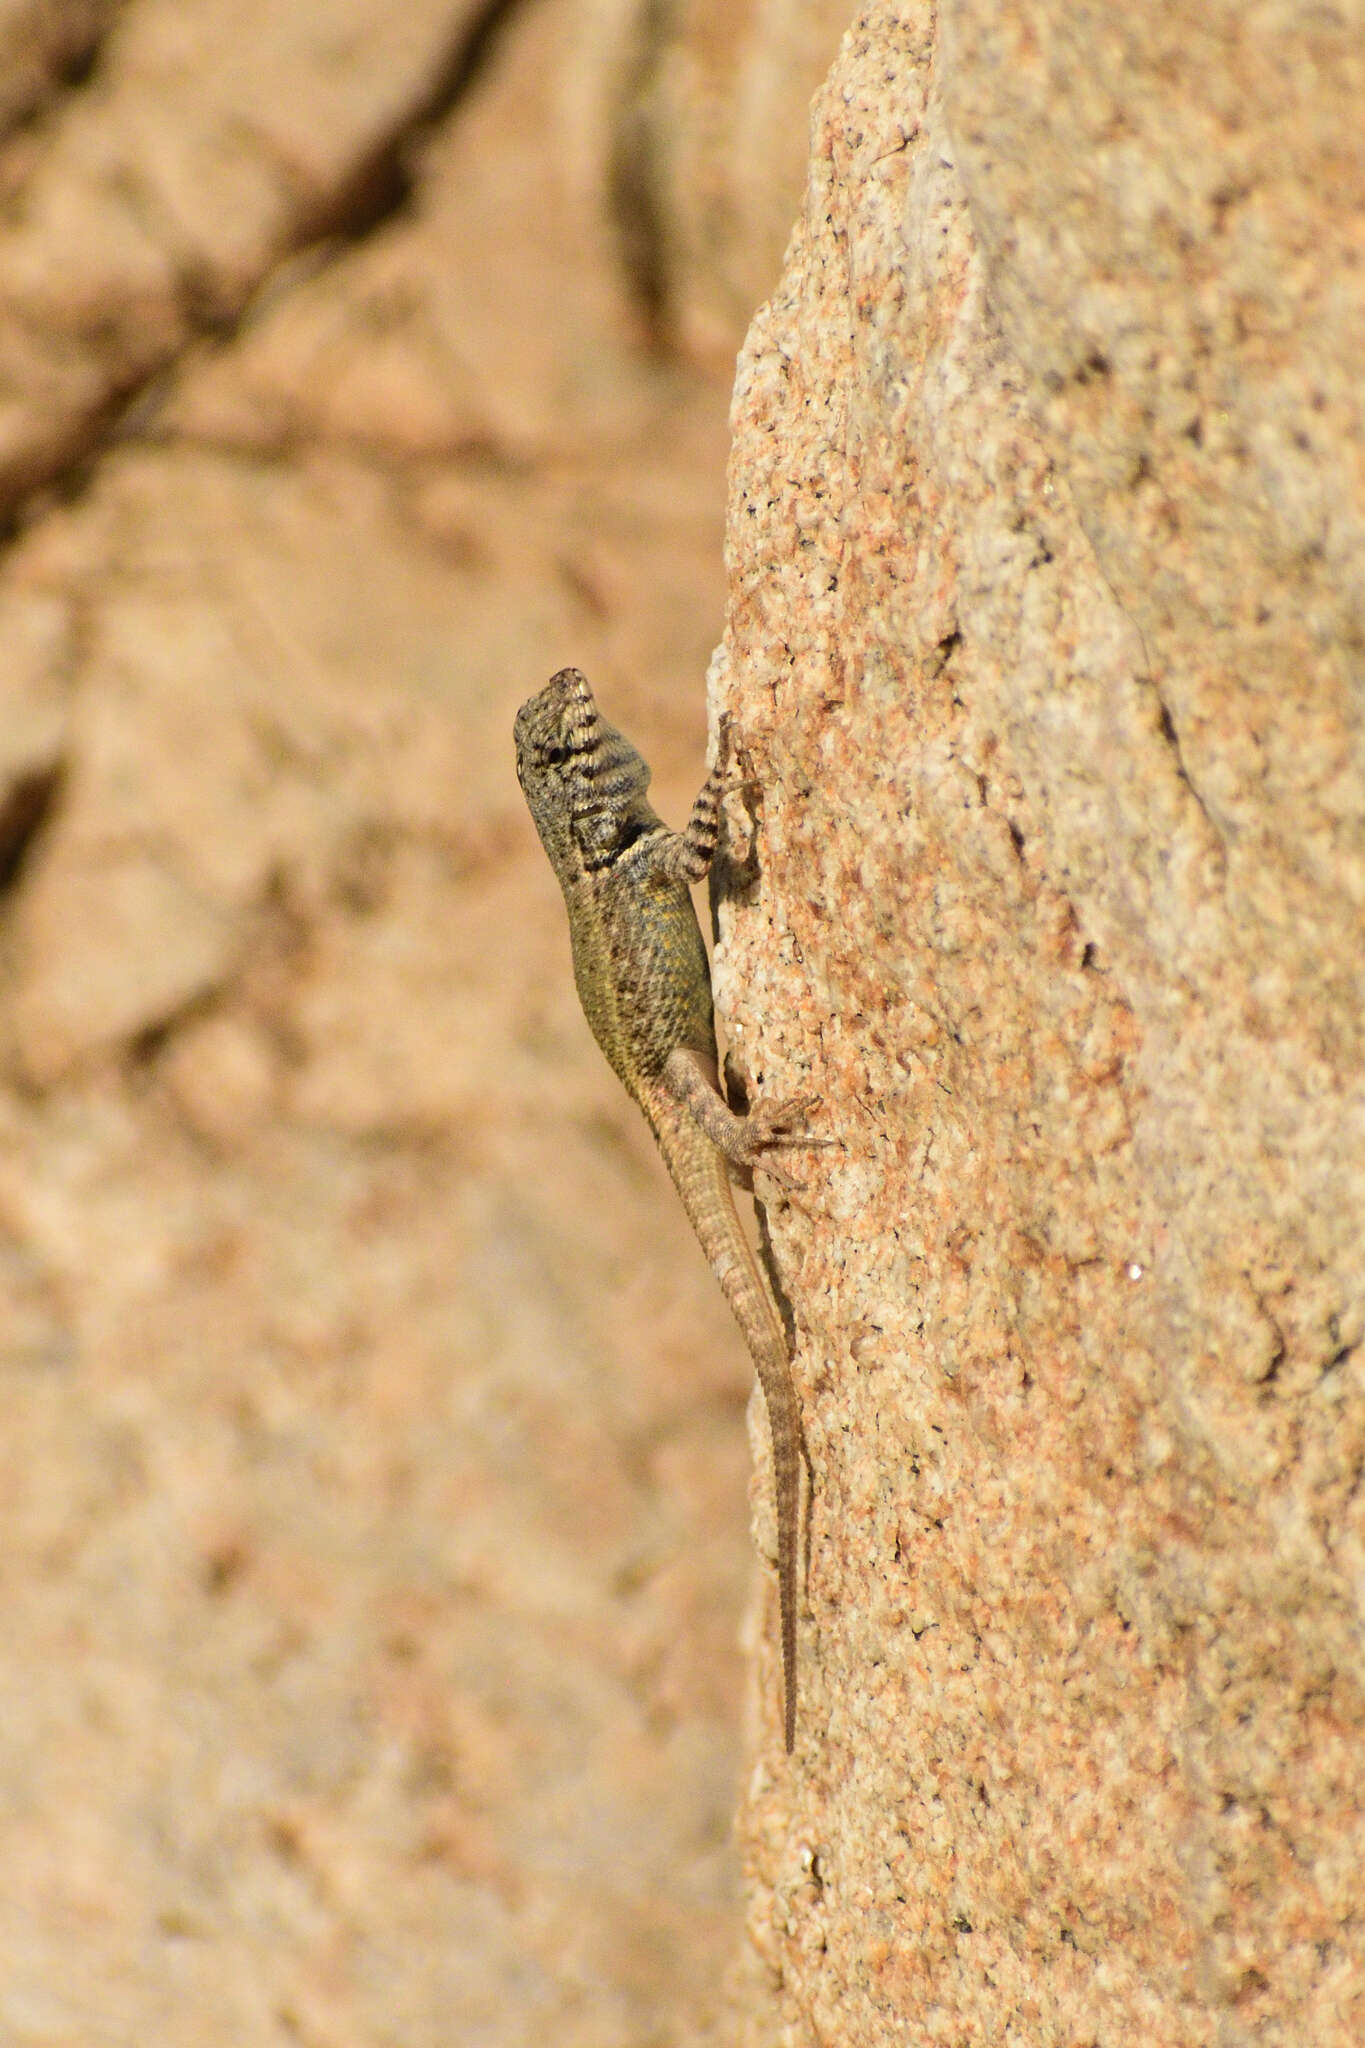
[0,0,497,513]
[0,0,118,137]
[721,1,1365,2039]
[0,585,71,884]
[10,847,235,1080]
[0,0,851,2038]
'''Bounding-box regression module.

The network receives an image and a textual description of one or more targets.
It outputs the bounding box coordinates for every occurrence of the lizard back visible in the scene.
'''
[516,666,806,1750]
[515,667,715,1100]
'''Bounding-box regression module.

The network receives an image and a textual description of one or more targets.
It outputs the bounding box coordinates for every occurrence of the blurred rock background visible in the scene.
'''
[10,4,1361,2042]
[0,1,852,2040]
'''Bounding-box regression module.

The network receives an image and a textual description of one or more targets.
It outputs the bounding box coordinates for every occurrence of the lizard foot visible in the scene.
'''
[742,1094,833,1190]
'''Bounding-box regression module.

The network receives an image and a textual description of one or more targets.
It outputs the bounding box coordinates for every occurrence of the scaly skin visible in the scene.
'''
[515,666,813,1750]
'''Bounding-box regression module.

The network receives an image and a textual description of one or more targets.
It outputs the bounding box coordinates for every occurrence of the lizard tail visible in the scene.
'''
[654,1102,802,1751]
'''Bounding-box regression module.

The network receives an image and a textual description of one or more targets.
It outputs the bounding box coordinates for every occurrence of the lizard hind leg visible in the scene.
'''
[661,1049,824,1189]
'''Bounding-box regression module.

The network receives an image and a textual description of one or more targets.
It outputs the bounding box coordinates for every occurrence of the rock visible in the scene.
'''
[0,0,844,2041]
[0,0,498,516]
[0,587,71,885]
[10,848,235,1081]
[721,2,1365,2040]
[0,1,119,138]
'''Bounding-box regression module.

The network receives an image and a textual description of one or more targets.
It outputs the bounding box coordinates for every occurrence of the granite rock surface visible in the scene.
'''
[721,3,1365,2040]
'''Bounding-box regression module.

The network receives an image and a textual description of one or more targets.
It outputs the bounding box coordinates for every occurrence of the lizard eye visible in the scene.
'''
[544,744,570,766]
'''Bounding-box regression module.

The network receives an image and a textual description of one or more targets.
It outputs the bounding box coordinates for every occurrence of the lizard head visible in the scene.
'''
[514,668,653,878]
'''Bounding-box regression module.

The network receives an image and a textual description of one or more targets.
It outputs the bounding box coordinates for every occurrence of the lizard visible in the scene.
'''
[514,665,817,1751]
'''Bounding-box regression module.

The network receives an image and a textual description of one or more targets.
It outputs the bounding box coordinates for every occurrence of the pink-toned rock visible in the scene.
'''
[720,2,1365,2040]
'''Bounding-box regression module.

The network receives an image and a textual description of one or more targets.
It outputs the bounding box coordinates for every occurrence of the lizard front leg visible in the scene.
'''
[655,760,724,885]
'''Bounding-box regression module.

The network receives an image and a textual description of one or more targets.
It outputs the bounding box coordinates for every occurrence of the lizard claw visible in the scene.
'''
[742,1094,835,1189]
[746,1092,820,1145]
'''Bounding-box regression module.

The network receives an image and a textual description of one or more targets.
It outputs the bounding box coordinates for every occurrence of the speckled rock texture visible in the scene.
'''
[720,2,1365,2041]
